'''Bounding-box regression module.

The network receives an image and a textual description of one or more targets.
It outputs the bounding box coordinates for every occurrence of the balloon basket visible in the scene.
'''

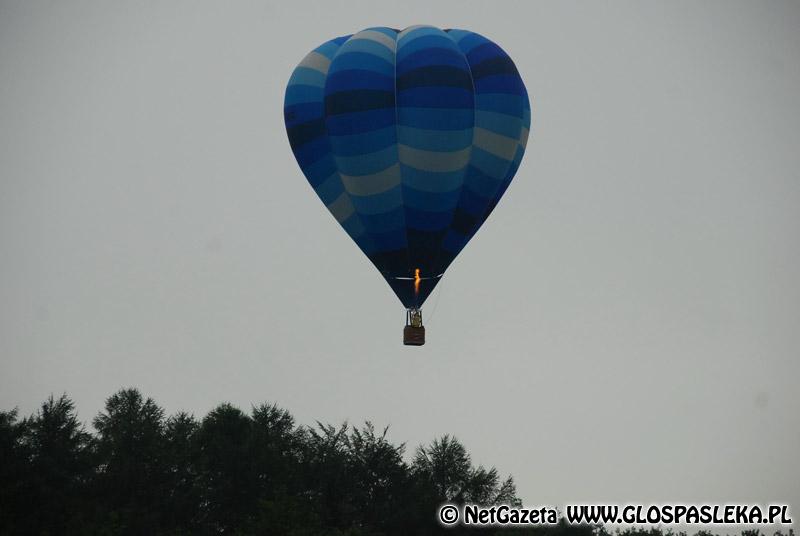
[403,325,425,346]
[403,308,425,346]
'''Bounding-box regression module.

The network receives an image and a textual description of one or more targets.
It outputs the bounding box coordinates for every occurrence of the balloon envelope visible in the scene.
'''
[284,26,530,308]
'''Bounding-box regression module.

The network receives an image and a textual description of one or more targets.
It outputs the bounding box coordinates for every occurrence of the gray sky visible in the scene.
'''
[1,0,799,521]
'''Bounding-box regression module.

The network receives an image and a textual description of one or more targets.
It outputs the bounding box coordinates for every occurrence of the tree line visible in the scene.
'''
[0,388,525,534]
[0,389,794,536]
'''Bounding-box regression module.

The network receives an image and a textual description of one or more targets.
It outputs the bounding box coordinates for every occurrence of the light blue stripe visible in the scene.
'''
[315,38,349,59]
[401,165,465,193]
[366,27,398,39]
[398,26,443,46]
[399,145,471,173]
[445,29,472,45]
[337,38,394,64]
[397,35,461,58]
[288,67,327,88]
[334,145,397,176]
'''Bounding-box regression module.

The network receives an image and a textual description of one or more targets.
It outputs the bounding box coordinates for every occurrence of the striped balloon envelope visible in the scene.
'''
[284,25,530,325]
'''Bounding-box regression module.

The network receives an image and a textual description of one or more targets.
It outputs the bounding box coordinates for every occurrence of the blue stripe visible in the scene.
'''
[468,148,512,187]
[474,110,523,138]
[404,206,453,231]
[371,229,408,252]
[313,173,344,204]
[328,52,394,76]
[403,186,461,211]
[303,154,338,186]
[350,185,403,215]
[398,87,473,108]
[397,47,472,71]
[475,93,526,115]
[360,207,406,233]
[396,127,472,151]
[397,107,473,130]
[329,126,397,156]
[284,84,323,106]
[401,166,466,193]
[325,70,394,92]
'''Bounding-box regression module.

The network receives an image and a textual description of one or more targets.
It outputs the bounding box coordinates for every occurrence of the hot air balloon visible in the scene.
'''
[284,25,530,345]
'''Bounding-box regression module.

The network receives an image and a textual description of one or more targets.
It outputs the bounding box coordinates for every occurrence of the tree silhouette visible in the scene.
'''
[412,434,518,506]
[0,408,31,533]
[92,388,169,533]
[345,423,410,533]
[23,394,93,533]
[194,402,262,532]
[162,411,200,533]
[0,389,795,536]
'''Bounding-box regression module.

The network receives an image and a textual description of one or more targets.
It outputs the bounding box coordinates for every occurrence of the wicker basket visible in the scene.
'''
[403,325,425,346]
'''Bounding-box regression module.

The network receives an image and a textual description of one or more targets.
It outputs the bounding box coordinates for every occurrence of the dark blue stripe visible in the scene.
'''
[326,108,397,135]
[471,56,519,79]
[283,102,324,127]
[292,136,331,168]
[396,65,472,91]
[286,118,326,150]
[325,90,395,115]
[474,75,526,95]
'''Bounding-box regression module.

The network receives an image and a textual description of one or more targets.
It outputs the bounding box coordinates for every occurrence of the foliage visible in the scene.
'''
[0,390,793,536]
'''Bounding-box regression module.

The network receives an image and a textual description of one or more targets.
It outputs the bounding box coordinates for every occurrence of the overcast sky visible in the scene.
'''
[1,0,798,521]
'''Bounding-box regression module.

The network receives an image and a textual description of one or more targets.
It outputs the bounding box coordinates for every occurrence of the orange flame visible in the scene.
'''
[414,268,421,296]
